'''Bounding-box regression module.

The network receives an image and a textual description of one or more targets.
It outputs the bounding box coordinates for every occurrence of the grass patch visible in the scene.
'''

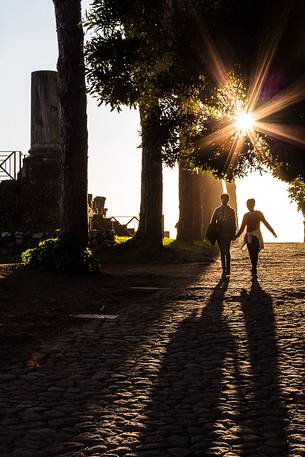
[164,238,218,258]
[115,235,132,244]
[94,236,217,264]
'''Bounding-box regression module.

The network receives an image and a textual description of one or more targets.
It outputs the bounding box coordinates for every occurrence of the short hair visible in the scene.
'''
[221,193,229,202]
[247,198,255,207]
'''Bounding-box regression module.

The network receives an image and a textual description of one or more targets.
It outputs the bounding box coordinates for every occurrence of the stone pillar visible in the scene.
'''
[30,71,61,155]
[20,71,62,182]
[94,196,106,216]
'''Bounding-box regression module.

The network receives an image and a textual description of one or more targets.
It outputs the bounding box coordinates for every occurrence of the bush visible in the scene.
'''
[21,234,99,274]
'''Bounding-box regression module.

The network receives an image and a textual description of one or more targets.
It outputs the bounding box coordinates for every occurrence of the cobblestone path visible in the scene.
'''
[1,243,305,457]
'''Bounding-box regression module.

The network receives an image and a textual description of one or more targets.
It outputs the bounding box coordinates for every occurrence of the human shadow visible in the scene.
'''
[0,261,214,457]
[239,278,289,456]
[137,276,247,456]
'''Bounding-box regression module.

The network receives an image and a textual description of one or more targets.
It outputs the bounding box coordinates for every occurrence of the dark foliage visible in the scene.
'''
[85,0,305,181]
[22,235,99,274]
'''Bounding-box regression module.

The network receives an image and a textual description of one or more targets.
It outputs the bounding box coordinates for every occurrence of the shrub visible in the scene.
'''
[21,234,99,274]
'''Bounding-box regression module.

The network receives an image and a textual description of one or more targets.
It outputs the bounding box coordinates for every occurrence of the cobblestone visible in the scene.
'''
[0,243,305,456]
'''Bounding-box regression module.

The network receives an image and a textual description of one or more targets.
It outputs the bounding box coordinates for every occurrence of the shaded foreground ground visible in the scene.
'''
[0,243,304,457]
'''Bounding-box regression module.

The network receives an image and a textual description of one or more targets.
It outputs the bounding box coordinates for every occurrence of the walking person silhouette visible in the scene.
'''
[234,198,277,277]
[210,193,236,277]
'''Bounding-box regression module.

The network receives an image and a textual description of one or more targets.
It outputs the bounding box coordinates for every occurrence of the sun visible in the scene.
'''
[235,111,255,133]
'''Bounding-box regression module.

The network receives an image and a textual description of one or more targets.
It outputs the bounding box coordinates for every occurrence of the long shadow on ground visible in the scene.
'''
[0,261,211,457]
[136,277,289,456]
[136,277,248,457]
[239,279,288,456]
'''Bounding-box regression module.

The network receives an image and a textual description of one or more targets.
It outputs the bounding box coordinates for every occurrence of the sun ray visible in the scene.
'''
[246,12,289,113]
[253,79,305,121]
[222,180,228,193]
[255,121,305,145]
[246,34,280,113]
[198,124,233,149]
[199,27,228,87]
[248,130,259,150]
[196,13,305,171]
[224,134,244,172]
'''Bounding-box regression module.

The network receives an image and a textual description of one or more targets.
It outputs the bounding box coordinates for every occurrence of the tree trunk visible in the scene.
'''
[200,173,223,237]
[53,0,88,246]
[133,103,163,248]
[177,167,203,241]
[226,180,238,226]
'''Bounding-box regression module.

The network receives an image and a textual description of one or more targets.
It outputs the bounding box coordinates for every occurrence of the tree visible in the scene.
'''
[86,0,305,250]
[259,0,305,183]
[185,0,305,182]
[136,104,163,245]
[288,177,305,242]
[53,0,88,246]
[177,168,203,241]
[288,177,305,215]
[85,0,211,248]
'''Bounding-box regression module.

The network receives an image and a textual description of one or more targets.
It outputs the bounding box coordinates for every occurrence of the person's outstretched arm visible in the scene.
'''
[234,215,246,239]
[261,214,277,237]
[232,209,237,235]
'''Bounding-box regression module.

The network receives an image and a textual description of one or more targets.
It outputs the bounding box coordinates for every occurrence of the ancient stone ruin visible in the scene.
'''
[0,70,238,254]
[0,70,118,254]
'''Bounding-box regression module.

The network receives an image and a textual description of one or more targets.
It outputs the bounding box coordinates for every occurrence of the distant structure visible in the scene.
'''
[20,71,62,182]
[0,71,63,234]
[0,70,122,253]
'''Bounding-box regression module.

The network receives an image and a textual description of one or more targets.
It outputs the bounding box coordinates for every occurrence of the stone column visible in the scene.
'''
[20,71,62,182]
[94,196,106,216]
[30,71,61,156]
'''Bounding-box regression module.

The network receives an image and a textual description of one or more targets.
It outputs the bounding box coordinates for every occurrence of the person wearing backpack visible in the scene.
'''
[210,193,237,277]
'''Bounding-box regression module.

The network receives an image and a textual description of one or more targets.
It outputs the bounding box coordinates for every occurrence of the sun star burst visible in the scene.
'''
[198,30,305,172]
[235,111,255,134]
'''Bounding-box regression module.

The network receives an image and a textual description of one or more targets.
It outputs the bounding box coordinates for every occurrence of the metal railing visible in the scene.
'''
[110,216,139,236]
[0,151,24,181]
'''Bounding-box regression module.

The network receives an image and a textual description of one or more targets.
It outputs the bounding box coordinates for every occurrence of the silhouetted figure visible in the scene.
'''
[234,198,277,277]
[210,193,236,276]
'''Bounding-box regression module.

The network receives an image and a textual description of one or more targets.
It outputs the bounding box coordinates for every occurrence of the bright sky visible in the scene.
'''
[0,0,303,241]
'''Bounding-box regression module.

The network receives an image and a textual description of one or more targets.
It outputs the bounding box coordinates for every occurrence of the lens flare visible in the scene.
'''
[235,112,255,133]
[196,22,305,174]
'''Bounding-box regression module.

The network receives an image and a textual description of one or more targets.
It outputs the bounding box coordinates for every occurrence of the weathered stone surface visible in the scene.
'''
[1,244,305,456]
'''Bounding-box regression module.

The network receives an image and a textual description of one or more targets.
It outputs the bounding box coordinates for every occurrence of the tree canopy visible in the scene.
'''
[85,0,305,182]
[85,0,213,165]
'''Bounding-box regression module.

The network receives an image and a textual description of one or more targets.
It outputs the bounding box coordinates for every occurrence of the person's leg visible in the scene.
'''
[223,237,231,274]
[247,237,259,275]
[226,240,231,274]
[217,238,226,274]
[251,237,259,274]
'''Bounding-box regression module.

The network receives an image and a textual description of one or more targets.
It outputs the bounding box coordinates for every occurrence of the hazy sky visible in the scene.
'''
[0,0,303,241]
